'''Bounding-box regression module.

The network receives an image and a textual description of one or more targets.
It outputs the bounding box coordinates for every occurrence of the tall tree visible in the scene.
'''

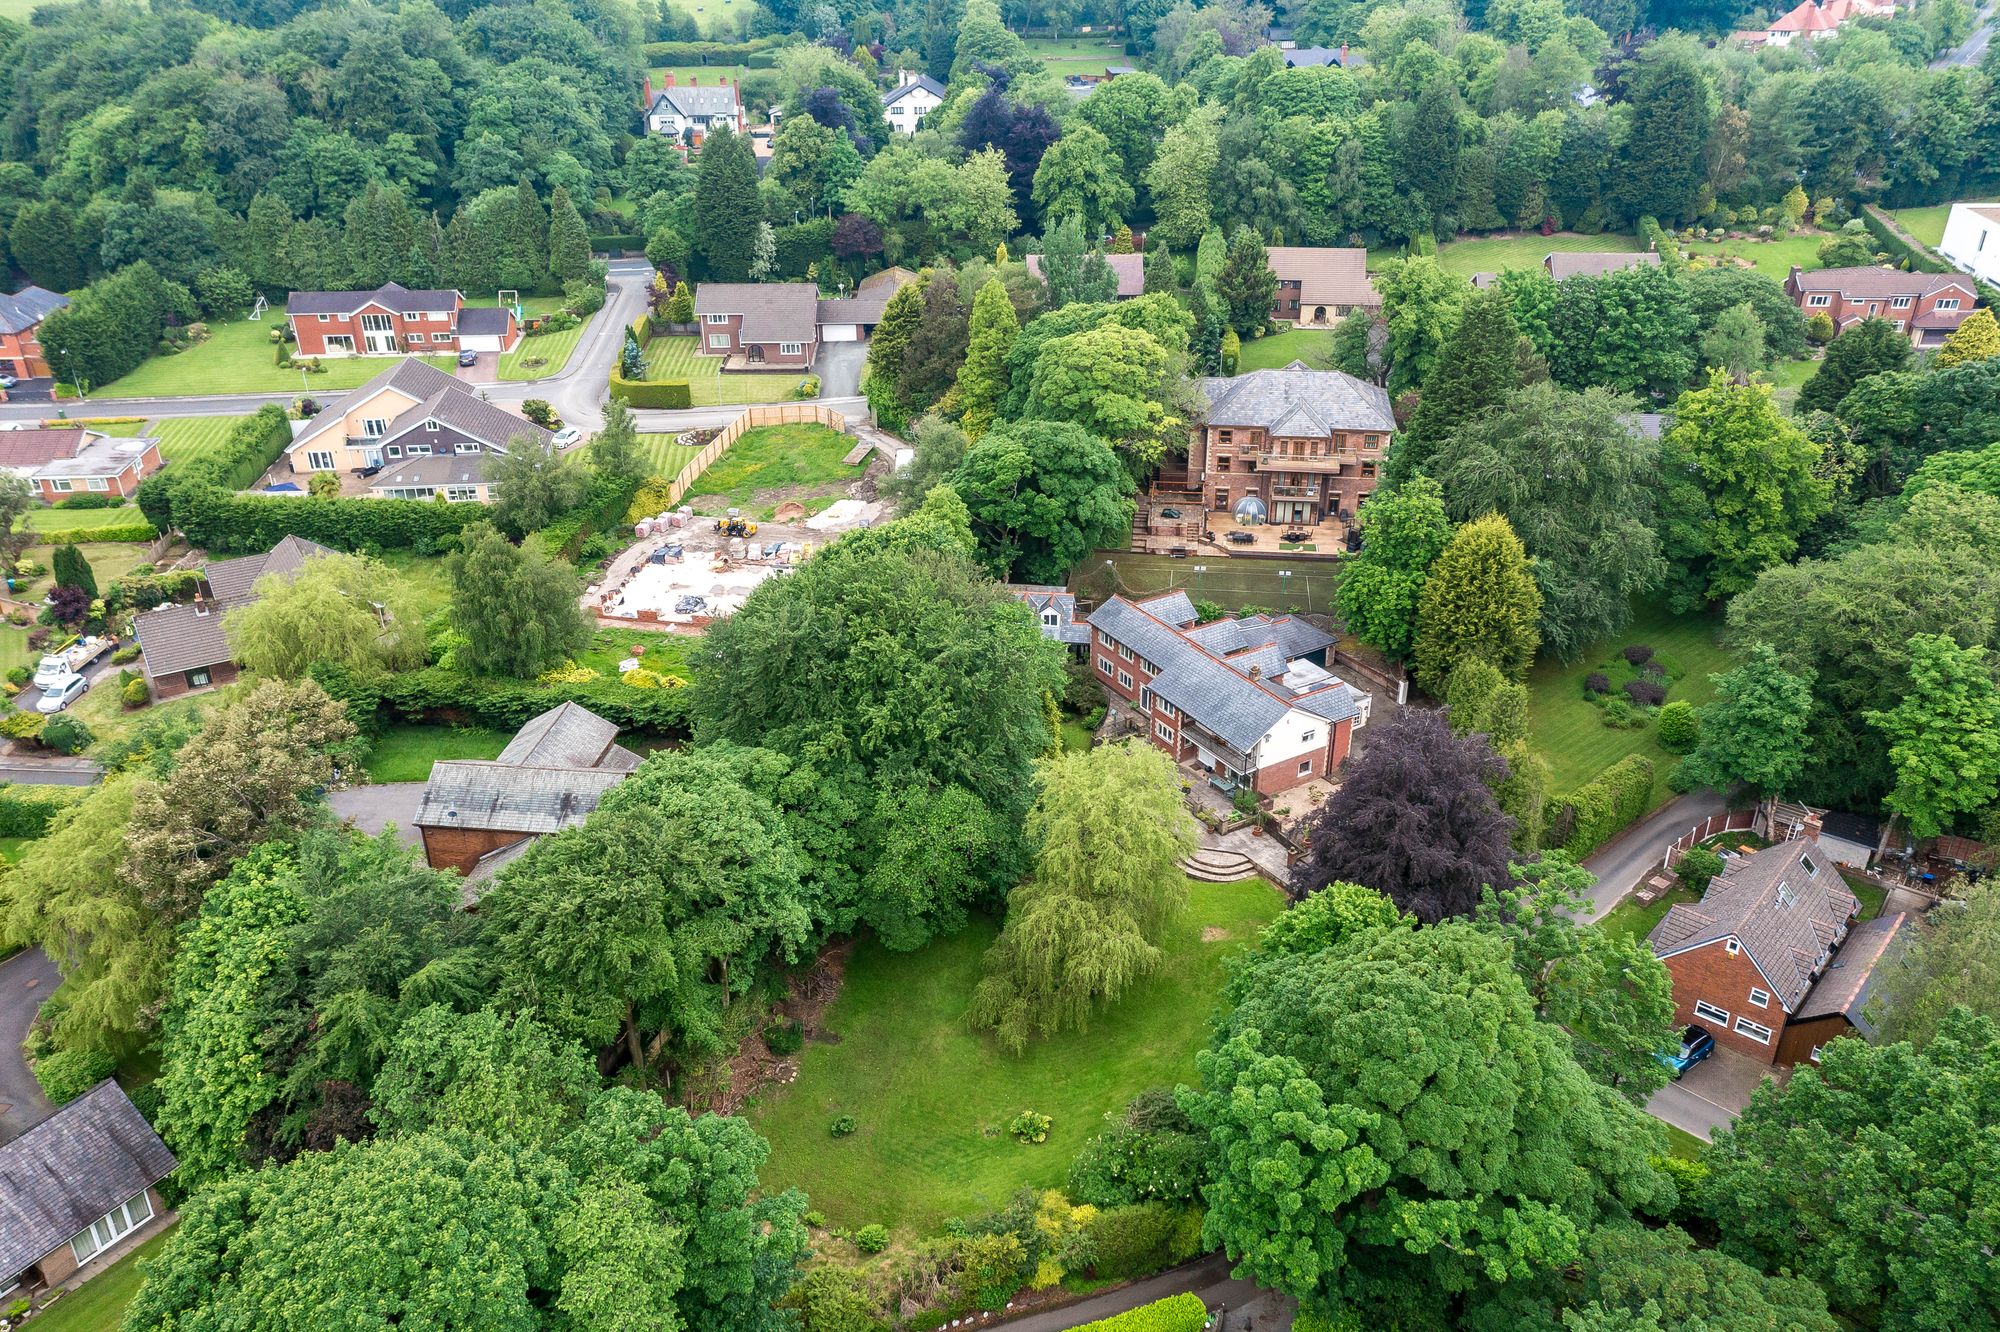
[692,127,761,280]
[1334,475,1452,660]
[1864,634,2000,839]
[588,396,644,481]
[445,521,590,679]
[1143,105,1221,248]
[224,553,427,680]
[1374,255,1467,396]
[504,175,548,290]
[1797,316,1911,415]
[1212,228,1277,338]
[969,742,1197,1052]
[1410,512,1543,695]
[952,419,1135,583]
[1394,288,1521,483]
[489,440,590,539]
[1614,42,1712,223]
[1867,877,2000,1047]
[955,277,1018,439]
[1678,643,1816,797]
[545,184,591,281]
[1022,324,1178,469]
[49,541,97,598]
[1029,123,1133,240]
[1291,707,1517,923]
[1937,307,2000,369]
[1035,213,1094,310]
[1566,1224,1840,1332]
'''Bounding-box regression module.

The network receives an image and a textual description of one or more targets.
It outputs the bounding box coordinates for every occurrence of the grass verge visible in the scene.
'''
[20,1225,176,1332]
[749,878,1283,1233]
[642,336,818,406]
[92,317,454,398]
[497,320,586,383]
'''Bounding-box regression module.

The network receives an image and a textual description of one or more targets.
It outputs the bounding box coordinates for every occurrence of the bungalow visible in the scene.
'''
[1087,591,1370,795]
[0,285,69,388]
[1023,252,1147,300]
[883,71,946,132]
[1,1080,177,1313]
[287,283,518,357]
[131,535,336,699]
[0,426,163,501]
[1783,264,1978,347]
[1007,583,1091,652]
[414,701,643,890]
[1545,250,1661,281]
[284,358,552,493]
[693,283,822,367]
[1649,834,1889,1065]
[1266,247,1378,326]
[643,73,744,144]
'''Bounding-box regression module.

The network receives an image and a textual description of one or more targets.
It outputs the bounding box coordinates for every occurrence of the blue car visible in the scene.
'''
[1656,1025,1716,1080]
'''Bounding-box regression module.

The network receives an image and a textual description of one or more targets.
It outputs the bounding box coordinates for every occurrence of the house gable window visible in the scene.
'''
[1749,987,1771,1007]
[1693,999,1731,1024]
[1806,293,1831,307]
[1734,1016,1773,1044]
[1937,297,1961,311]
[306,450,336,471]
[1297,758,1312,777]
[362,418,388,438]
[703,313,731,325]
[1725,938,1741,956]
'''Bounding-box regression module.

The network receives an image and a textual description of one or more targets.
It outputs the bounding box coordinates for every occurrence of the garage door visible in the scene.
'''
[460,335,501,351]
[820,323,862,342]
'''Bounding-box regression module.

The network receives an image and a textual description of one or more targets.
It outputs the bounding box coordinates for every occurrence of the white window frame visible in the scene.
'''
[1725,938,1740,956]
[455,442,482,455]
[386,445,403,459]
[49,478,71,492]
[1749,987,1771,1008]
[1936,297,1961,311]
[188,666,212,688]
[86,476,109,491]
[1800,851,1819,878]
[1809,1044,1824,1062]
[1117,669,1133,690]
[70,1191,152,1267]
[317,313,331,323]
[778,341,804,356]
[1734,1016,1773,1045]
[1806,293,1830,307]
[703,313,731,325]
[1098,655,1113,676]
[1890,296,1913,309]
[1117,643,1135,662]
[362,418,388,438]
[1301,729,1316,744]
[1297,758,1312,777]
[306,450,336,471]
[432,332,452,342]
[445,486,480,502]
[1155,720,1175,743]
[708,334,731,349]
[1694,999,1731,1025]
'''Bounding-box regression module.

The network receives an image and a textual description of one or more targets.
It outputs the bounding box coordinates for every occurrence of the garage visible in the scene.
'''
[819,321,863,342]
[459,306,518,352]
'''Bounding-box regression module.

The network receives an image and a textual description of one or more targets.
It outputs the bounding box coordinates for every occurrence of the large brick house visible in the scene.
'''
[1649,835,1902,1065]
[644,73,744,144]
[132,536,336,699]
[287,283,516,357]
[1,1080,177,1313]
[693,283,822,367]
[1086,591,1370,795]
[1266,248,1378,326]
[1188,362,1395,537]
[0,426,163,501]
[0,285,68,387]
[1783,265,1978,347]
[284,358,552,497]
[414,702,642,892]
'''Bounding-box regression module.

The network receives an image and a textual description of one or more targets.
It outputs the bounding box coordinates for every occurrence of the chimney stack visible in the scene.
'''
[642,74,655,110]
[1339,42,1349,65]
[664,71,677,88]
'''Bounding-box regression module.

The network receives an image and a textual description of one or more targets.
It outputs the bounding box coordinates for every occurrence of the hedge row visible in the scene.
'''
[0,783,87,837]
[590,234,646,253]
[640,35,789,62]
[137,405,294,531]
[1073,1293,1209,1332]
[1547,754,1655,859]
[1861,206,2000,309]
[609,374,694,408]
[39,522,157,544]
[175,483,487,555]
[315,661,693,737]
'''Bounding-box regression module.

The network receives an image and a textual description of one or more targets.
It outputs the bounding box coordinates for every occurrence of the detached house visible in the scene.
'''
[1649,835,1903,1065]
[1939,202,2000,287]
[0,285,68,388]
[284,358,553,499]
[0,425,163,501]
[693,283,822,367]
[1266,248,1379,325]
[132,535,336,699]
[644,73,744,144]
[1007,584,1091,651]
[1,1081,177,1313]
[1784,265,1978,347]
[1087,591,1369,795]
[1024,252,1147,299]
[1545,250,1660,281]
[287,283,518,357]
[883,71,945,132]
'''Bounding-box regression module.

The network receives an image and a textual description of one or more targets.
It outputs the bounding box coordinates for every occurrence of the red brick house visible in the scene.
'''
[132,535,336,699]
[643,73,745,145]
[1266,248,1378,326]
[287,283,518,357]
[1783,265,1978,348]
[0,426,163,501]
[1085,591,1370,796]
[693,283,821,367]
[1649,835,1885,1064]
[0,285,68,390]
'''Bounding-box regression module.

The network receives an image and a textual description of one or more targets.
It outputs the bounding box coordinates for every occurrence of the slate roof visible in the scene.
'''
[1794,913,1910,1039]
[0,1081,176,1283]
[1545,251,1661,281]
[498,700,643,771]
[1007,584,1091,645]
[0,285,68,336]
[1787,265,1975,299]
[858,267,916,296]
[34,435,157,480]
[1198,362,1395,434]
[1649,838,1860,1011]
[292,359,550,456]
[0,427,85,469]
[1086,593,1365,755]
[286,282,460,317]
[694,282,822,344]
[415,703,640,836]
[459,306,513,337]
[205,534,337,602]
[819,296,891,327]
[134,537,336,679]
[882,73,946,105]
[1024,253,1146,299]
[652,82,741,118]
[368,452,494,492]
[1267,248,1379,308]
[1284,46,1344,66]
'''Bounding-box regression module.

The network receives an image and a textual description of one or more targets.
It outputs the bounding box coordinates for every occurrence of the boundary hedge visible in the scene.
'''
[1072,1293,1209,1332]
[175,485,486,555]
[640,34,790,62]
[36,522,157,544]
[610,374,693,408]
[137,405,294,532]
[314,661,692,737]
[590,234,646,253]
[0,783,87,837]
[1861,205,2000,309]
[1547,754,1655,858]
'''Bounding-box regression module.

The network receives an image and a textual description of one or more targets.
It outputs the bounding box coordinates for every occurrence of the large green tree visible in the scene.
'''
[1394,288,1521,482]
[1022,323,1178,468]
[1029,123,1133,239]
[223,552,427,680]
[489,439,591,539]
[1410,512,1543,695]
[1864,634,2000,839]
[955,277,1018,439]
[1334,475,1452,661]
[952,419,1134,584]
[1212,228,1277,339]
[692,126,762,280]
[1797,316,1912,415]
[445,521,590,679]
[1677,642,1815,798]
[1375,255,1467,396]
[1613,42,1712,222]
[1563,1223,1840,1332]
[1867,878,2000,1047]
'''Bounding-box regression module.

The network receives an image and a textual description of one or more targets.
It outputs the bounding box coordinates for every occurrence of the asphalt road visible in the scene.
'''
[1934,0,1996,65]
[0,758,103,785]
[0,946,58,1144]
[1576,789,1730,922]
[1647,1079,1742,1142]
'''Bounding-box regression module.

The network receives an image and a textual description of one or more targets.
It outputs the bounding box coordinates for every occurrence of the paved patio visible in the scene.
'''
[327,783,425,840]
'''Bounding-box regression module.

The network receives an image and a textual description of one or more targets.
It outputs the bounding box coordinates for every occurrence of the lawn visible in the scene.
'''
[17,505,147,534]
[1891,205,1953,249]
[13,543,159,603]
[1525,600,1738,808]
[362,723,510,783]
[152,414,251,468]
[1840,871,1887,921]
[1022,35,1127,75]
[680,423,861,516]
[1598,883,1696,946]
[1237,327,1337,372]
[497,319,586,382]
[642,336,818,406]
[649,63,750,89]
[19,1225,175,1332]
[0,624,32,674]
[92,315,453,398]
[636,433,703,480]
[749,878,1284,1233]
[1075,551,1340,616]
[1762,356,1817,388]
[1371,231,1647,278]
[1665,1125,1707,1159]
[574,626,695,681]
[1683,231,1826,281]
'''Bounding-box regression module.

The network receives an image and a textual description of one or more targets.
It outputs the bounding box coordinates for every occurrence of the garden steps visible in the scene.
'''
[1181,849,1261,883]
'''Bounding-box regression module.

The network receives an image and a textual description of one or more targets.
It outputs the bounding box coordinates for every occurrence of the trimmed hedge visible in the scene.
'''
[315,660,693,738]
[1861,206,2000,308]
[609,373,693,408]
[1073,1293,1209,1332]
[0,783,86,836]
[138,405,294,532]
[175,483,486,554]
[590,234,646,253]
[1548,754,1655,858]
[640,34,789,62]
[37,522,157,544]
[33,1048,117,1105]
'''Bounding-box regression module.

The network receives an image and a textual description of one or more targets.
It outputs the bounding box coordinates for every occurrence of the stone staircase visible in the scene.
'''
[1181,849,1263,883]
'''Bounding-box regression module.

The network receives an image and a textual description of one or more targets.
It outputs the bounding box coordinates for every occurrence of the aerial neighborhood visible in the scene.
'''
[1,0,1998,1329]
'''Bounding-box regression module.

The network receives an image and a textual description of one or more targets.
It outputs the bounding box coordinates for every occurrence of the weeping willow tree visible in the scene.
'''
[970,741,1198,1052]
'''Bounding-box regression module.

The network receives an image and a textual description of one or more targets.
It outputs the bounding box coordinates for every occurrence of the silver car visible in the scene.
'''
[35,673,88,713]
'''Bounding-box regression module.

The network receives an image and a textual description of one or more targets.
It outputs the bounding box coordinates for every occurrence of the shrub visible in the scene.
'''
[1676,845,1725,892]
[522,399,559,428]
[1072,1292,1210,1332]
[1624,678,1667,707]
[0,712,44,742]
[41,713,93,754]
[1009,1110,1052,1144]
[794,374,821,400]
[137,405,293,531]
[802,1210,828,1229]
[172,484,485,555]
[609,373,693,408]
[624,475,678,522]
[1583,671,1610,695]
[110,643,141,664]
[1083,1204,1186,1280]
[1650,1153,1710,1226]
[38,522,156,544]
[1548,753,1655,857]
[1601,697,1638,728]
[4,666,27,687]
[1622,644,1654,665]
[764,1019,804,1056]
[853,1224,890,1254]
[349,663,694,737]
[0,784,84,836]
[54,493,124,509]
[33,1048,117,1104]
[122,676,152,709]
[830,1113,857,1136]
[1656,700,1700,753]
[1643,659,1667,679]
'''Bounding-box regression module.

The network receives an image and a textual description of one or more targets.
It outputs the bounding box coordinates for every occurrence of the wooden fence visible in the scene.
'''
[659,403,852,508]
[1659,809,1759,871]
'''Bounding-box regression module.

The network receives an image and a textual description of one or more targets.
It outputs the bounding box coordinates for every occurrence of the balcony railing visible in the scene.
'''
[1269,484,1319,499]
[1252,454,1354,474]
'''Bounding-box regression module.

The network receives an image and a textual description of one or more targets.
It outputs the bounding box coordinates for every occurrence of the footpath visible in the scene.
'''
[987,1255,1293,1331]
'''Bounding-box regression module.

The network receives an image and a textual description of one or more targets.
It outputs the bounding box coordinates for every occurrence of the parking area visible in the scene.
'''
[812,341,867,398]
[1648,1043,1773,1141]
[454,351,498,385]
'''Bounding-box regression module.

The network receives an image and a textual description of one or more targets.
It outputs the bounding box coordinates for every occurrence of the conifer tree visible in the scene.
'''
[692,127,761,280]
[546,185,592,282]
[51,541,96,599]
[1143,243,1176,295]
[956,278,1018,439]
[1411,512,1543,694]
[1394,289,1521,483]
[505,177,548,291]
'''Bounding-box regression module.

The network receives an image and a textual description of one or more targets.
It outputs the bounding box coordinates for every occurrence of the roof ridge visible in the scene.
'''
[1117,595,1307,710]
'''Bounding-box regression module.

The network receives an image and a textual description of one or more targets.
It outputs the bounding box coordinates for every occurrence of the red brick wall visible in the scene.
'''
[1661,940,1787,1062]
[744,340,816,368]
[0,326,52,378]
[697,313,744,354]
[149,659,238,700]
[420,825,531,874]
[293,299,462,355]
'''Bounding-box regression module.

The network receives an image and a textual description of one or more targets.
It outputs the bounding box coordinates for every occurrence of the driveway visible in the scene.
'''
[454,351,498,385]
[812,341,868,399]
[14,645,128,716]
[1647,1044,1771,1142]
[0,755,103,785]
[0,946,58,1144]
[327,782,425,840]
[4,378,53,405]
[1576,790,1730,922]
[993,1254,1292,1332]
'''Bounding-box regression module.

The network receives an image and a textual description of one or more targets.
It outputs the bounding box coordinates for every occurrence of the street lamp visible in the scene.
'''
[56,349,83,404]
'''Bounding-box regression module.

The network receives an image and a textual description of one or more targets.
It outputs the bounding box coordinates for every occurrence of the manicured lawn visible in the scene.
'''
[13,543,158,603]
[1060,719,1094,752]
[575,626,694,681]
[681,423,861,515]
[1022,35,1126,75]
[1683,231,1826,281]
[1841,871,1887,921]
[93,315,453,398]
[19,1225,176,1332]
[1525,600,1738,808]
[497,320,586,382]
[64,672,215,755]
[89,420,151,437]
[1371,231,1647,278]
[17,505,146,534]
[362,723,510,783]
[1598,884,1696,946]
[152,414,251,468]
[636,433,704,480]
[642,336,818,406]
[1762,357,1816,388]
[1892,205,1953,249]
[1237,327,1337,372]
[1075,551,1339,616]
[0,624,34,674]
[649,63,749,89]
[749,878,1284,1233]
[1665,1125,1707,1159]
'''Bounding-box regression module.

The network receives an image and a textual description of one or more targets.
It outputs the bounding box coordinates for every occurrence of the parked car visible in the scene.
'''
[1655,1025,1716,1080]
[457,350,479,367]
[35,672,88,713]
[0,373,17,389]
[551,427,583,450]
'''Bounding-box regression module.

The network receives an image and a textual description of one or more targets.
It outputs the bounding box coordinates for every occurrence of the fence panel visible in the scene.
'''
[658,405,852,508]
